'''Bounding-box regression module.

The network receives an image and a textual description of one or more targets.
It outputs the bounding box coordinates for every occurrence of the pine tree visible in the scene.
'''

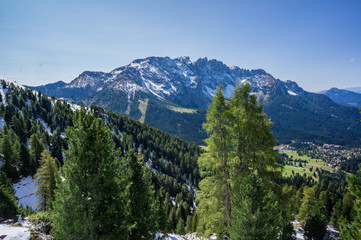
[229,174,280,240]
[29,133,44,174]
[0,171,19,220]
[185,215,192,233]
[20,143,30,176]
[50,127,64,164]
[169,207,177,231]
[340,163,361,239]
[121,149,156,240]
[34,149,59,211]
[52,108,128,240]
[154,192,168,233]
[303,212,328,240]
[176,217,185,235]
[1,133,17,179]
[191,212,198,233]
[296,185,319,221]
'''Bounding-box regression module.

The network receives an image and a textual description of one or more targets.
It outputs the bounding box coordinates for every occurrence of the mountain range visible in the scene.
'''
[344,87,361,94]
[28,56,361,145]
[320,88,361,109]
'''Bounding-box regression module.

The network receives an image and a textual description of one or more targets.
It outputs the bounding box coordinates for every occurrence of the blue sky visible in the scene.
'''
[0,0,360,91]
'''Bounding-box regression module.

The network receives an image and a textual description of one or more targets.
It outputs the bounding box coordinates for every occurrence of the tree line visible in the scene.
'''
[1,79,361,239]
[0,80,200,234]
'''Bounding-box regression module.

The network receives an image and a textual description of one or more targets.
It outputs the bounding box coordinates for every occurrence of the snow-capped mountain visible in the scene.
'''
[30,56,305,108]
[28,57,361,145]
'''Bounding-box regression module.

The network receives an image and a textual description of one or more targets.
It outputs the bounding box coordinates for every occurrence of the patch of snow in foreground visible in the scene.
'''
[0,224,30,240]
[155,233,216,240]
[295,229,303,240]
[13,176,37,210]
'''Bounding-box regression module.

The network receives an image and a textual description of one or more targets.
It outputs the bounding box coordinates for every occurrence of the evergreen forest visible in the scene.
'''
[1,80,361,239]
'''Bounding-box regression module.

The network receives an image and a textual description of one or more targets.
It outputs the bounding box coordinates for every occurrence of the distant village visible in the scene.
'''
[276,142,361,169]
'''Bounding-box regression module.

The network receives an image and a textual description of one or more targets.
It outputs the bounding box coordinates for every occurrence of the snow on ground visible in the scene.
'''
[288,90,298,96]
[295,229,303,240]
[155,233,216,240]
[0,224,30,240]
[293,221,340,240]
[0,88,8,106]
[37,118,53,136]
[13,176,38,210]
[70,102,81,111]
[223,84,235,99]
[0,117,5,129]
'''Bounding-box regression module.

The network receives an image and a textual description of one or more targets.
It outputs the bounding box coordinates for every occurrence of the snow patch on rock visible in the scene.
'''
[0,224,31,240]
[13,176,37,210]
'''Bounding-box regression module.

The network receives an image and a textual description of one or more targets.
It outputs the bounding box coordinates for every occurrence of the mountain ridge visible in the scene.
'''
[321,87,361,108]
[27,56,361,145]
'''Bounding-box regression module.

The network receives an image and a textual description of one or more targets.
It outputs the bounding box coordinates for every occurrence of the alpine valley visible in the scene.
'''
[28,56,361,145]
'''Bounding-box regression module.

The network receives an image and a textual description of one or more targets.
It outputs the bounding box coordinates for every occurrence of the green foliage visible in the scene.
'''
[154,192,169,233]
[34,149,59,211]
[52,108,128,240]
[144,98,207,145]
[296,185,319,221]
[185,215,192,233]
[0,131,18,179]
[296,185,329,239]
[0,171,19,220]
[168,207,177,231]
[120,149,156,240]
[176,217,185,235]
[303,212,328,240]
[197,83,283,238]
[0,80,200,233]
[106,109,200,216]
[28,211,53,235]
[340,163,361,239]
[279,222,296,240]
[229,175,281,240]
[340,155,361,174]
[263,89,361,145]
[198,86,231,234]
[196,154,227,236]
[29,133,44,174]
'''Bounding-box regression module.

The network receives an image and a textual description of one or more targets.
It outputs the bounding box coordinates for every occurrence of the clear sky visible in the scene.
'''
[0,0,360,92]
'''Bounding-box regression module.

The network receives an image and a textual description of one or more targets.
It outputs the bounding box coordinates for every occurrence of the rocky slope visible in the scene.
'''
[28,57,361,145]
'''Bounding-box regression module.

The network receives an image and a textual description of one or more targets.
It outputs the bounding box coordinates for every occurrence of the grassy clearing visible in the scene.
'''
[167,105,197,114]
[138,99,149,123]
[282,151,334,180]
[283,165,316,179]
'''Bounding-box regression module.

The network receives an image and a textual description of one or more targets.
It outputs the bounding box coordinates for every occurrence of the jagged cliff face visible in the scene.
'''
[27,56,361,145]
[30,56,306,108]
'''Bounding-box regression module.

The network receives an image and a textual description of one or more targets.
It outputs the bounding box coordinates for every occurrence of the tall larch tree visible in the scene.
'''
[197,86,231,236]
[34,149,59,211]
[196,82,284,239]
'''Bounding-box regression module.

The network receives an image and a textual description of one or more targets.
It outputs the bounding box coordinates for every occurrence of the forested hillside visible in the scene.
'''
[0,79,200,235]
[1,79,361,239]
